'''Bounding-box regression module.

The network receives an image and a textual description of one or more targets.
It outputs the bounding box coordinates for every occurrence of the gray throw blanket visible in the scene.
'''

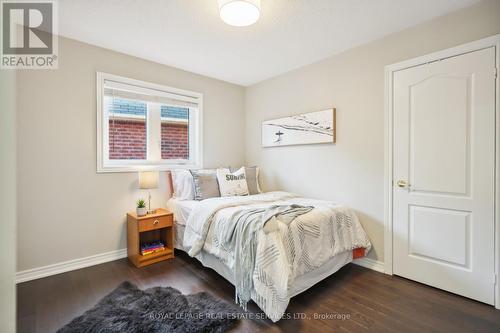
[219,204,313,310]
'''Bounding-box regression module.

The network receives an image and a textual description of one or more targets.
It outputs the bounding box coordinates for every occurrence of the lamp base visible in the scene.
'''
[147,191,156,215]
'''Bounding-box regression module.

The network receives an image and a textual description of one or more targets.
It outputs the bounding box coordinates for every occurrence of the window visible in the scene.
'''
[97,72,202,172]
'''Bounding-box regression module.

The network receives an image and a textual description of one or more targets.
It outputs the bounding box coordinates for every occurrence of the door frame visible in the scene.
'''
[384,34,500,308]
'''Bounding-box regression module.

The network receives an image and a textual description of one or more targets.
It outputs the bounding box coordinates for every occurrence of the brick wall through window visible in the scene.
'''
[109,119,147,160]
[109,119,188,160]
[161,123,189,159]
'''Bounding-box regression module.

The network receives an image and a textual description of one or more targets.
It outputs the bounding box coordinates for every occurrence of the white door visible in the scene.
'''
[393,47,496,304]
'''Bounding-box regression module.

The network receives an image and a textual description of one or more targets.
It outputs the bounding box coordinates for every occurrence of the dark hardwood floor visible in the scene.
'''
[17,251,500,333]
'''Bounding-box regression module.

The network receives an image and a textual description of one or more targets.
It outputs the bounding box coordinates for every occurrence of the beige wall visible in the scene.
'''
[0,70,17,332]
[17,37,246,271]
[245,0,500,262]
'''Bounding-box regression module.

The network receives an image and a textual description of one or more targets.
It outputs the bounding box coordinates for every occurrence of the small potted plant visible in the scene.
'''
[136,199,147,217]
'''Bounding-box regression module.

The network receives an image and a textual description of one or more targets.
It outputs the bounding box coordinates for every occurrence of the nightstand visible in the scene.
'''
[126,208,174,267]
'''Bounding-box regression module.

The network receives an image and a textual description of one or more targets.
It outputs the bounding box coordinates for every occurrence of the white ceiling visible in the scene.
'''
[59,0,480,86]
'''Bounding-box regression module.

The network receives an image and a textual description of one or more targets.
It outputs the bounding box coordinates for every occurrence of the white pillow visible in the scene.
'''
[171,170,195,200]
[216,167,249,197]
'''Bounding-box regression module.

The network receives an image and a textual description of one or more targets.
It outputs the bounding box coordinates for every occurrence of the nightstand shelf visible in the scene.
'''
[127,208,174,267]
[137,247,173,263]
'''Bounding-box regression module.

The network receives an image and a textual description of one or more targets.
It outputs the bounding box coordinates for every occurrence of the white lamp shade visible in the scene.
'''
[218,0,261,27]
[139,171,159,189]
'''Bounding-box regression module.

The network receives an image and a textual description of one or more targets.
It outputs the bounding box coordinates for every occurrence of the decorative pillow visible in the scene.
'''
[244,166,261,195]
[230,166,262,195]
[171,170,195,200]
[217,167,249,197]
[190,169,221,201]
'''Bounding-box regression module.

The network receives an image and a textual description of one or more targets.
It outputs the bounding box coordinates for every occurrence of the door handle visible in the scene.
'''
[397,180,410,188]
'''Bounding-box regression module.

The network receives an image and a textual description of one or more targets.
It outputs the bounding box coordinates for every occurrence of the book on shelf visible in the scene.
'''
[140,241,165,256]
[141,247,165,256]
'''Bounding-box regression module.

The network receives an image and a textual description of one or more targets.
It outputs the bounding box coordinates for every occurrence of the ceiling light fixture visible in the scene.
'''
[218,0,261,27]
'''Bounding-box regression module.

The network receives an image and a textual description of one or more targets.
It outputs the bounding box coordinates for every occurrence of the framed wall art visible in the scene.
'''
[261,108,336,147]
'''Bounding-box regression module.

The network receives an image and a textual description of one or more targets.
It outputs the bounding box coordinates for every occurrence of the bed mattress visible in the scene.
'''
[174,222,352,299]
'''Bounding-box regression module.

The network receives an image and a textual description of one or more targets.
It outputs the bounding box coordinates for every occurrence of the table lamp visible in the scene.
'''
[139,171,159,214]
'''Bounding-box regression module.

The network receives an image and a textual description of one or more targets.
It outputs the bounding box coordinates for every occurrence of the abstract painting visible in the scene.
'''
[261,108,336,147]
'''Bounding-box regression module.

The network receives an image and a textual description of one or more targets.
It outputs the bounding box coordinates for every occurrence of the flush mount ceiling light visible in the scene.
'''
[218,0,261,27]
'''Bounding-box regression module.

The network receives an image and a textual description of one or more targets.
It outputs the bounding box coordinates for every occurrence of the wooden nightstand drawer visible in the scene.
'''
[138,215,172,232]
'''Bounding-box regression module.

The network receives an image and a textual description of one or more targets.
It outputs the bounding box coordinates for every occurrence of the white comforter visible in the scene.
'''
[183,192,371,321]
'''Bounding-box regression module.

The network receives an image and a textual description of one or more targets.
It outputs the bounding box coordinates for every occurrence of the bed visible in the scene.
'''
[167,190,371,322]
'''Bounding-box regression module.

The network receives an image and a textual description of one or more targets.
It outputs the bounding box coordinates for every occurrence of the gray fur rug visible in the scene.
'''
[57,281,240,333]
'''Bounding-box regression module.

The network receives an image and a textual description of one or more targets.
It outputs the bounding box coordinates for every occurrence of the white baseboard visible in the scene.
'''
[352,257,385,273]
[16,248,127,284]
[16,249,383,284]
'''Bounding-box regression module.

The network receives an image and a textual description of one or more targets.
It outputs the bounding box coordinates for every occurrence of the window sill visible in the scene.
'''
[97,163,202,173]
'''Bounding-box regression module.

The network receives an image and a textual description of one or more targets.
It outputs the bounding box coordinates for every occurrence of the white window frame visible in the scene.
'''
[96,72,203,173]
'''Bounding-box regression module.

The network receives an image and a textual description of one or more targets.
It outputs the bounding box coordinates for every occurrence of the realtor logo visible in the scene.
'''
[1,0,58,69]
